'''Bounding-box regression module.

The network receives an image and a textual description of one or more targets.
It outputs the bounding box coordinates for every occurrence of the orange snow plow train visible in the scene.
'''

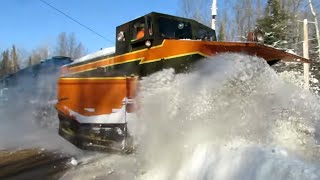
[55,12,308,151]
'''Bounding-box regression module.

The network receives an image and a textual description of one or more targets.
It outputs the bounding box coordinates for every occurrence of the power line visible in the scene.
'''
[39,0,114,45]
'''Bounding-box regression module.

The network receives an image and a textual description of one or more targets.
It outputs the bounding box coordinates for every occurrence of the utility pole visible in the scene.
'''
[211,0,217,30]
[303,19,310,89]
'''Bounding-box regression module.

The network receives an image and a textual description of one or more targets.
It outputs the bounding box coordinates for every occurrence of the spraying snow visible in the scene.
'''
[0,71,79,153]
[135,53,320,179]
[60,53,320,179]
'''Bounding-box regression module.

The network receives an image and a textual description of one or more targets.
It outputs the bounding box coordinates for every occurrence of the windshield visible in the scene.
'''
[158,17,192,39]
[132,17,146,41]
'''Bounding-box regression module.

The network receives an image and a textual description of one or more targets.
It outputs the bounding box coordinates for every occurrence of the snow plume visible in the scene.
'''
[273,61,320,96]
[278,70,320,96]
[0,71,77,153]
[135,53,320,180]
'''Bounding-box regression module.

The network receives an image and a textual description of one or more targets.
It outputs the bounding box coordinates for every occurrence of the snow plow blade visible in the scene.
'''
[202,41,309,64]
[56,77,136,152]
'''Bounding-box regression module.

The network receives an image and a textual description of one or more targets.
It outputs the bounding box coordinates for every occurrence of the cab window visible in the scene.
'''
[158,17,192,39]
[132,18,145,41]
[194,24,216,41]
[147,16,153,36]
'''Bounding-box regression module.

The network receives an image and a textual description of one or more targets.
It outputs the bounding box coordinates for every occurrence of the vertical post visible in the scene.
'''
[211,0,217,30]
[303,19,310,89]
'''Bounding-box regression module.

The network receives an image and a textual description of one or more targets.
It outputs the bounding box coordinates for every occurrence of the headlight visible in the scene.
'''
[117,31,125,41]
[145,40,152,48]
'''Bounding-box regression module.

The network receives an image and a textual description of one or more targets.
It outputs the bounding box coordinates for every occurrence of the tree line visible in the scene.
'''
[179,0,320,61]
[0,32,87,78]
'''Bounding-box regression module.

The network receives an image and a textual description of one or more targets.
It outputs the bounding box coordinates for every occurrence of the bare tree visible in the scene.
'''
[179,0,211,26]
[257,0,263,18]
[29,45,50,66]
[218,22,226,41]
[56,32,68,57]
[220,0,265,41]
[73,43,86,59]
[179,0,263,41]
[68,32,76,58]
[18,48,31,68]
[55,32,86,59]
[308,0,320,61]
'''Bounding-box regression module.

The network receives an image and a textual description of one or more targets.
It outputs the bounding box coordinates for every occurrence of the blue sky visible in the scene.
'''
[0,0,180,54]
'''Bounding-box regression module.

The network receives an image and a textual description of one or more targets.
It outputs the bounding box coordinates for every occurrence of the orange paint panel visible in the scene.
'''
[56,78,129,117]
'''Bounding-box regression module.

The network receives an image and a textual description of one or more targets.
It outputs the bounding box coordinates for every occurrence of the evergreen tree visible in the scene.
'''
[0,50,10,76]
[10,45,20,73]
[256,0,291,48]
